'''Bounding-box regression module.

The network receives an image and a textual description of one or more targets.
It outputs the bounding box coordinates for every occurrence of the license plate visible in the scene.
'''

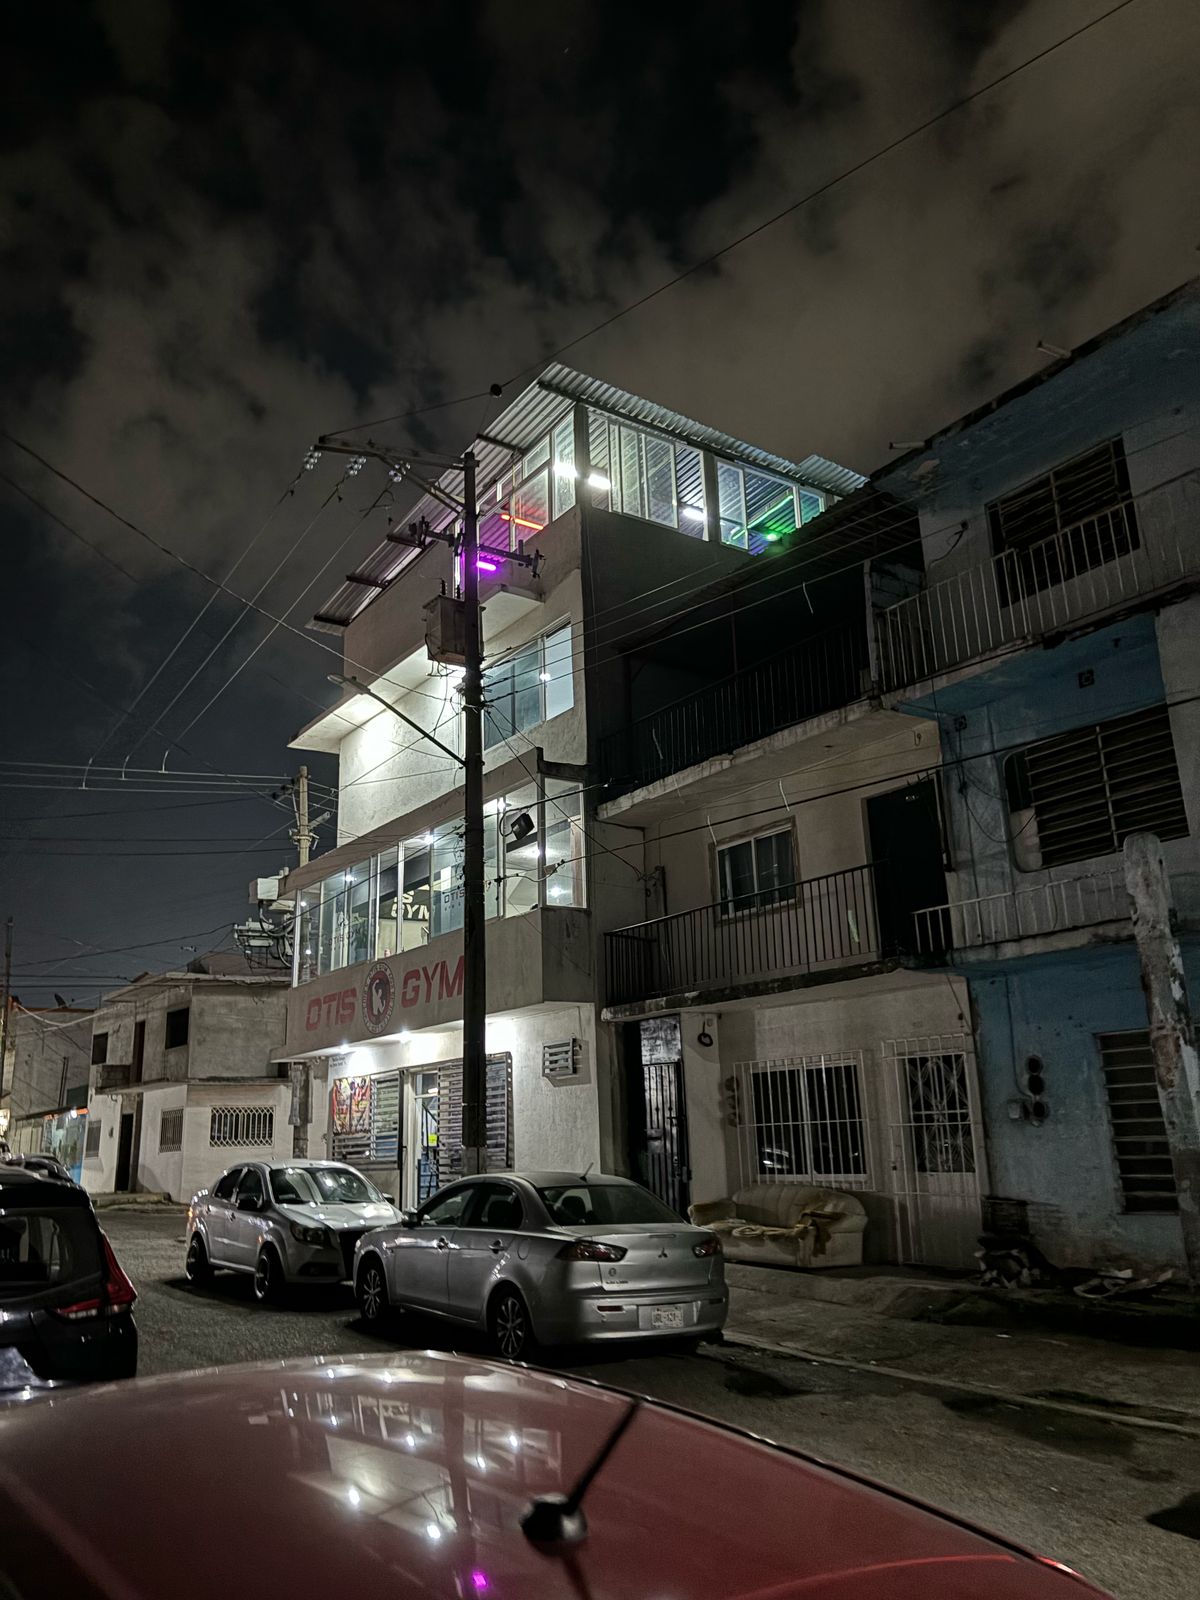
[651,1305,684,1329]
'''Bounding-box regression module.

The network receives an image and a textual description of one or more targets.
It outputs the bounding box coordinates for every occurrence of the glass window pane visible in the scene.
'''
[799,489,824,524]
[375,850,399,959]
[347,861,373,966]
[552,418,576,519]
[718,461,747,548]
[676,444,706,536]
[401,839,432,950]
[744,470,798,554]
[543,624,574,721]
[512,467,550,535]
[501,785,539,918]
[618,425,644,518]
[645,435,676,528]
[483,658,514,751]
[512,644,541,734]
[484,809,501,921]
[431,823,464,938]
[522,438,550,477]
[720,840,755,912]
[587,411,611,508]
[754,832,795,906]
[544,778,584,907]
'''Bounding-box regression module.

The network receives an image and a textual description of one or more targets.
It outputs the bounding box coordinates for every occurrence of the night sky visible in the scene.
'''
[2,0,1197,1004]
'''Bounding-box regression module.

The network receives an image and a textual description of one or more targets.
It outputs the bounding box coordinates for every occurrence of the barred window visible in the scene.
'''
[1006,704,1188,870]
[1099,1031,1176,1212]
[85,1120,102,1159]
[209,1105,274,1148]
[742,1056,867,1182]
[159,1107,184,1154]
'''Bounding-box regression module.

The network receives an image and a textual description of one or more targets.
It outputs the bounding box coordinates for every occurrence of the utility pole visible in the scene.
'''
[459,449,487,1176]
[0,915,11,1113]
[1123,832,1200,1285]
[295,766,313,866]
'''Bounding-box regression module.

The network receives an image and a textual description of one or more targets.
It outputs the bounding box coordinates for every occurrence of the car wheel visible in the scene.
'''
[253,1247,285,1305]
[489,1287,535,1361]
[356,1258,390,1327]
[185,1233,212,1286]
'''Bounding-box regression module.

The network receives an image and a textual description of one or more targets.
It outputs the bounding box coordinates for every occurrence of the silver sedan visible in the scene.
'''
[353,1170,727,1358]
[186,1159,404,1303]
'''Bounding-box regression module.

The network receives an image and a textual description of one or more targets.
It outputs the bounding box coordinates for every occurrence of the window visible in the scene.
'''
[331,1071,400,1165]
[1005,704,1187,870]
[538,1183,681,1225]
[542,778,585,908]
[271,1166,382,1206]
[85,1120,102,1160]
[235,1167,265,1207]
[91,1032,108,1066]
[717,829,795,915]
[0,1209,102,1297]
[715,461,820,552]
[586,414,708,535]
[212,1168,242,1201]
[904,1054,975,1174]
[988,439,1137,599]
[744,1058,867,1181]
[165,1008,190,1049]
[466,1182,524,1231]
[209,1106,274,1148]
[1099,1031,1176,1212]
[483,624,573,750]
[418,1185,473,1228]
[158,1108,183,1154]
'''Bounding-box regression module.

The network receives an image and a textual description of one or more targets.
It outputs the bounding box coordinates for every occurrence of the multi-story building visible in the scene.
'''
[2,1001,94,1177]
[83,954,290,1201]
[872,278,1200,1272]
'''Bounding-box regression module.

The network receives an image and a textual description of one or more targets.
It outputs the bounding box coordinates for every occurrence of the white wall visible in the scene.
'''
[179,1081,293,1203]
[136,1084,187,1198]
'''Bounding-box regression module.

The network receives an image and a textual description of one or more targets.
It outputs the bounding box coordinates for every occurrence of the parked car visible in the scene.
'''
[185,1159,404,1303]
[0,1348,1109,1598]
[4,1154,76,1185]
[0,1166,137,1383]
[354,1169,728,1358]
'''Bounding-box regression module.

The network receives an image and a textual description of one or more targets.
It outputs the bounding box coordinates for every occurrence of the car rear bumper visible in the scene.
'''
[8,1312,138,1384]
[536,1288,729,1345]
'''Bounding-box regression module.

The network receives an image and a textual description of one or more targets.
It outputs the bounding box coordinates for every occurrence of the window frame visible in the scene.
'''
[987,437,1138,591]
[164,1007,190,1050]
[158,1107,183,1154]
[744,1057,869,1185]
[417,1182,476,1229]
[462,1180,525,1232]
[91,1032,108,1067]
[1098,1030,1177,1213]
[482,621,574,752]
[714,825,798,919]
[212,1168,243,1202]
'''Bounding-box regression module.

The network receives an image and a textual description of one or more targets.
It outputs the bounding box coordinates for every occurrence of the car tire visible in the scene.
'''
[488,1287,536,1361]
[185,1233,212,1286]
[356,1257,390,1327]
[253,1247,285,1306]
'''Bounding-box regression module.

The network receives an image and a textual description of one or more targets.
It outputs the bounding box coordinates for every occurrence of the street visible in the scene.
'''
[108,1210,1200,1600]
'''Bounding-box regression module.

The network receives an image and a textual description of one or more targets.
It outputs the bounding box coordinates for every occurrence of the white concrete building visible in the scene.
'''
[2,1002,94,1177]
[82,957,290,1202]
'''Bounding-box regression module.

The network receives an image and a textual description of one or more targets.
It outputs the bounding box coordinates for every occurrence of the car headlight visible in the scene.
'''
[290,1222,332,1247]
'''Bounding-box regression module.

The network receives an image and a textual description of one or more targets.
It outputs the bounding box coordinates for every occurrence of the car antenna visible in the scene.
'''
[521,1398,641,1549]
[580,1161,594,1180]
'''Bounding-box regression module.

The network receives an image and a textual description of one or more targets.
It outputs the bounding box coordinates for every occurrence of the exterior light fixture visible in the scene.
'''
[586,473,610,491]
[552,461,575,479]
[506,811,536,846]
[681,505,705,523]
[538,671,551,682]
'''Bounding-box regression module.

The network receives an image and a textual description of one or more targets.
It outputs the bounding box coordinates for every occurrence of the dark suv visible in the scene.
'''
[0,1168,137,1384]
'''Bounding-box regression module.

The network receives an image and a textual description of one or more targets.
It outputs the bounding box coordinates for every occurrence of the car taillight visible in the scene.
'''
[692,1236,722,1258]
[53,1234,137,1322]
[557,1240,627,1262]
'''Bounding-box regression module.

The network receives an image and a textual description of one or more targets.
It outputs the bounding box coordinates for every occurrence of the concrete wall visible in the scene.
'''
[2,1008,92,1119]
[178,1080,294,1202]
[970,944,1193,1272]
[89,977,288,1089]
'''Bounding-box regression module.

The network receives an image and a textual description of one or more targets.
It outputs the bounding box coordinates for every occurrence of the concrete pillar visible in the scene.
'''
[680,1010,728,1205]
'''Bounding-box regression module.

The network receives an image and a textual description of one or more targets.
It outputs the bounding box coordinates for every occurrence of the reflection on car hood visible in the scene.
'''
[0,1352,1107,1599]
[277,1201,400,1230]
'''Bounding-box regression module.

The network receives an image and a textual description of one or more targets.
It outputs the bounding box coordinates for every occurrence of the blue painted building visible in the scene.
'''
[872,280,1200,1271]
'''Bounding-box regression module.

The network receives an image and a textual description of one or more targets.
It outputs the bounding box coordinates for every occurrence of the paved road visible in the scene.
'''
[107,1210,1200,1600]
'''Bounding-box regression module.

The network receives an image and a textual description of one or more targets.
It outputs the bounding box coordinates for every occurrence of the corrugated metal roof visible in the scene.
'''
[309,363,865,632]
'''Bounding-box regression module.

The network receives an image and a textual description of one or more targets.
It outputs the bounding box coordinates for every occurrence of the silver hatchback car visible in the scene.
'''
[353,1170,727,1358]
[186,1159,403,1303]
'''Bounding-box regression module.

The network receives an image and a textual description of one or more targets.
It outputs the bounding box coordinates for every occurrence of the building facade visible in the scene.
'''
[83,958,291,1202]
[1,1002,94,1178]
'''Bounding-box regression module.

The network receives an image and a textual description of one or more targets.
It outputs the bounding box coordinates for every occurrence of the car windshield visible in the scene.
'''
[270,1167,382,1206]
[538,1183,682,1227]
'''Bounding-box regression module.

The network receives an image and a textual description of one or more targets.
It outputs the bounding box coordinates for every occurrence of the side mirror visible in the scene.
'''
[400,1210,418,1228]
[237,1193,260,1212]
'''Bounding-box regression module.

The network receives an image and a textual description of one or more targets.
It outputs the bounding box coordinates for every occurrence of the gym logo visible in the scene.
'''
[361,964,397,1036]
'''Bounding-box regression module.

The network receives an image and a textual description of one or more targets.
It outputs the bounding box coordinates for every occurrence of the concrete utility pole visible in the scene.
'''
[1123,832,1200,1285]
[295,766,313,866]
[459,450,487,1176]
[0,916,12,1110]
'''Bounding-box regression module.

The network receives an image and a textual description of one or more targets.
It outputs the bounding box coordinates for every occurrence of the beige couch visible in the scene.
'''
[690,1182,867,1269]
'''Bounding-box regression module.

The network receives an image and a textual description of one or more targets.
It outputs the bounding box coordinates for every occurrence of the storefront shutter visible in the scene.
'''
[436,1055,512,1186]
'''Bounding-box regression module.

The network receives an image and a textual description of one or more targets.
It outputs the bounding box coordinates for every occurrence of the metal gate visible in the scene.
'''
[882,1033,986,1268]
[636,1017,691,1214]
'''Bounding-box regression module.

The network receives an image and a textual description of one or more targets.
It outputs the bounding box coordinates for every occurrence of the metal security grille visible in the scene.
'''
[883,1034,985,1268]
[209,1105,274,1148]
[1098,1031,1177,1212]
[330,1070,401,1164]
[734,1054,870,1189]
[436,1056,513,1186]
[988,438,1137,596]
[158,1108,183,1154]
[85,1120,102,1159]
[1009,704,1188,868]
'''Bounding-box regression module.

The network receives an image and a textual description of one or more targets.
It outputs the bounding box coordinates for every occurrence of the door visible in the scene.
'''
[206,1167,243,1266]
[115,1113,135,1192]
[132,1021,146,1086]
[405,1069,441,1209]
[447,1181,525,1322]
[866,779,948,955]
[884,1035,985,1268]
[386,1182,473,1312]
[228,1167,268,1268]
[632,1018,691,1215]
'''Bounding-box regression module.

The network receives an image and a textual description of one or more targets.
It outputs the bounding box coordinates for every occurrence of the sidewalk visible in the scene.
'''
[722,1263,1200,1432]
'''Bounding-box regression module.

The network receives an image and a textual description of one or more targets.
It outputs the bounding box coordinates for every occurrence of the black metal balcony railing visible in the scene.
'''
[605,862,893,1007]
[599,623,867,798]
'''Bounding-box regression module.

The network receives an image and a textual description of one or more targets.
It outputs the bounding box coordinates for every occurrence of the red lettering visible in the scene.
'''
[438,956,465,1001]
[422,965,439,1003]
[305,997,322,1031]
[338,989,356,1025]
[401,968,422,1007]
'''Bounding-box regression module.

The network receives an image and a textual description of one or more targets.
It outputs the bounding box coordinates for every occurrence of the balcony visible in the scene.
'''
[94,1063,131,1093]
[912,870,1127,957]
[604,862,897,1009]
[876,480,1195,694]
[599,623,868,799]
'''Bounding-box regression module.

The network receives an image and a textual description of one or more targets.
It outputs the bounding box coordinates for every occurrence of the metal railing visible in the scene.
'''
[912,869,1127,955]
[600,623,867,797]
[877,483,1194,692]
[605,862,888,1006]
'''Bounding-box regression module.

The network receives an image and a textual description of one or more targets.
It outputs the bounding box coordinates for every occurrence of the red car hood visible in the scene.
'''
[0,1350,1107,1600]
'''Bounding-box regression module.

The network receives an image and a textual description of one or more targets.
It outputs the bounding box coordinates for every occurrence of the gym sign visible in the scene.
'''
[287,951,465,1054]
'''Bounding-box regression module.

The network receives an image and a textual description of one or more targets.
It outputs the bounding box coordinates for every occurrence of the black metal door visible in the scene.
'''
[633,1017,691,1214]
[866,778,948,954]
[115,1112,134,1191]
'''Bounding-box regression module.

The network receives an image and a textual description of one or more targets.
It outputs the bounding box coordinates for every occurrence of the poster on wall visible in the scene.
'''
[331,1075,372,1135]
